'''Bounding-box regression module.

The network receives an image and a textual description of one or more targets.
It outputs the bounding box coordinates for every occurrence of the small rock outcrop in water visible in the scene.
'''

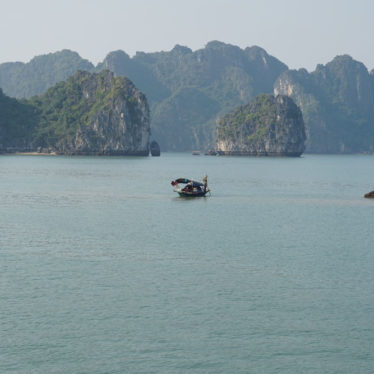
[216,94,306,156]
[364,191,374,198]
[150,140,160,156]
[0,70,151,155]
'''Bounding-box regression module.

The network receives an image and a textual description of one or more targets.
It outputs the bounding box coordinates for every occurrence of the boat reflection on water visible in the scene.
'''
[171,175,210,197]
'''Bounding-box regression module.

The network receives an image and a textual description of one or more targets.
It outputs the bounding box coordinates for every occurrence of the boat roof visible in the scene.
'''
[173,178,204,187]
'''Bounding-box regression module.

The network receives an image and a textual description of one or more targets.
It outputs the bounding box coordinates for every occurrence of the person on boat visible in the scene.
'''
[203,175,208,193]
[183,184,193,192]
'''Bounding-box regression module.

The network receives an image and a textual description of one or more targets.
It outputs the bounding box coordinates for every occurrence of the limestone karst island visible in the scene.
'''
[216,94,305,156]
[0,70,150,155]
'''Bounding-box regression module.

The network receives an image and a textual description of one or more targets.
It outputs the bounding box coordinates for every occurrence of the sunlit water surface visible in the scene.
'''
[1,153,373,374]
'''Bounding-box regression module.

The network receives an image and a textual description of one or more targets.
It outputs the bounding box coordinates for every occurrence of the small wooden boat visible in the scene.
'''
[171,175,210,197]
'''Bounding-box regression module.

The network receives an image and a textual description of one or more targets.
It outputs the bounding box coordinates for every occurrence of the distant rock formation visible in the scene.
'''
[216,94,306,156]
[274,55,374,153]
[0,43,288,151]
[87,41,289,151]
[0,70,151,155]
[0,50,94,99]
[2,45,374,153]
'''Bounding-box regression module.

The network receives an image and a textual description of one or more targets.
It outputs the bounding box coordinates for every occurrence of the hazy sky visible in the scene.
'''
[1,0,374,71]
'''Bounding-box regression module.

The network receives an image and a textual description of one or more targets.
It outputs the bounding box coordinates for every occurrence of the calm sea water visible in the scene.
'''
[1,153,373,374]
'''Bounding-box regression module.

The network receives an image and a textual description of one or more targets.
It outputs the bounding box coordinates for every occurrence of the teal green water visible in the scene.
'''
[1,154,374,374]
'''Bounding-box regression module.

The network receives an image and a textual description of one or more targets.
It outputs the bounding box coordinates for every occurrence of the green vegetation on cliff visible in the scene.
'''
[0,71,150,154]
[100,42,288,150]
[2,44,374,153]
[218,94,276,141]
[29,71,141,147]
[0,43,288,151]
[0,89,38,149]
[217,94,305,156]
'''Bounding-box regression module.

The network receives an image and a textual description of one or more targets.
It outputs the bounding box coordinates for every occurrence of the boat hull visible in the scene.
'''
[176,190,209,197]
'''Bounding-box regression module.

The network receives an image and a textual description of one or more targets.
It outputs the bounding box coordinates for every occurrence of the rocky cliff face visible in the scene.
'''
[0,70,151,155]
[0,43,289,151]
[3,46,374,153]
[100,41,288,151]
[216,94,305,156]
[52,71,150,155]
[274,55,374,153]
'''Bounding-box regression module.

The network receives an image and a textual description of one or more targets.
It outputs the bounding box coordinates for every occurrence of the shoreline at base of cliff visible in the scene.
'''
[12,152,57,156]
[1,151,149,156]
